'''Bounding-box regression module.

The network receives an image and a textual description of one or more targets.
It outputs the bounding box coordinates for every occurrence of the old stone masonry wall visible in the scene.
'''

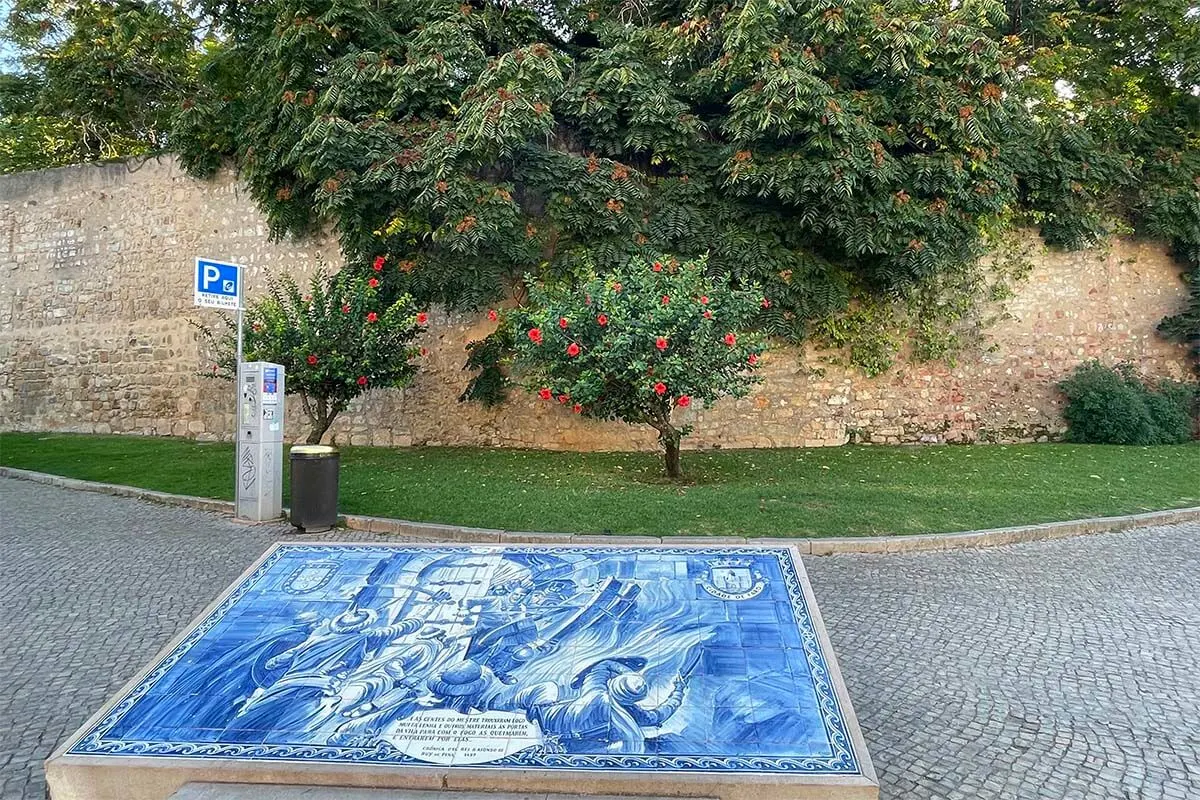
[1,156,1193,450]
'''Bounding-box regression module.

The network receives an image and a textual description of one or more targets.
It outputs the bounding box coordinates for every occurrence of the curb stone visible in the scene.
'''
[3,465,1199,555]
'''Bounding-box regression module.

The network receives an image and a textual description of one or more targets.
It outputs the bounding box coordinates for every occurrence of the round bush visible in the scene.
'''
[1059,362,1197,445]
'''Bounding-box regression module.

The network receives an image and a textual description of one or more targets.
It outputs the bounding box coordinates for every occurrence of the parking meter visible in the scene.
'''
[236,361,285,521]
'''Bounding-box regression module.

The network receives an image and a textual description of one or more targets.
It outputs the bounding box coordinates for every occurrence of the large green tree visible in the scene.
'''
[5,0,1197,369]
[175,0,1029,341]
[1,0,199,172]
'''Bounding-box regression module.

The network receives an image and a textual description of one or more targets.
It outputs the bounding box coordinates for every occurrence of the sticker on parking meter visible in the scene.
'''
[263,367,279,404]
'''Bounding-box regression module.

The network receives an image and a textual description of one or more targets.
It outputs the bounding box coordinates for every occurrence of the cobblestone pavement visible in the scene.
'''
[2,477,1198,800]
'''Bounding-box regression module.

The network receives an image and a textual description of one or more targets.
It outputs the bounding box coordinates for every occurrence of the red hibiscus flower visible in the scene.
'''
[306,354,318,365]
[612,282,622,292]
[703,310,713,319]
[367,312,379,323]
[661,295,670,305]
[559,317,569,330]
[357,376,368,386]
[724,332,737,346]
[373,256,385,271]
[417,312,428,325]
[566,342,581,357]
[528,328,543,344]
[677,395,692,408]
[597,313,609,326]
[538,388,553,400]
[652,261,663,272]
[341,304,351,314]
[761,297,771,308]
[368,277,380,288]
[573,403,582,414]
[487,309,498,321]
[654,382,667,396]
[656,336,668,351]
[748,353,759,365]
[559,394,570,404]
[700,295,709,305]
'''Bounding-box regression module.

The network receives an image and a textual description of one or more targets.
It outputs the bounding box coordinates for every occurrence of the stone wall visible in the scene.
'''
[1,156,1193,450]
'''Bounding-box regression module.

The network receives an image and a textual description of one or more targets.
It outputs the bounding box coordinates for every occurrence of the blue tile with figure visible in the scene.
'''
[67,544,862,775]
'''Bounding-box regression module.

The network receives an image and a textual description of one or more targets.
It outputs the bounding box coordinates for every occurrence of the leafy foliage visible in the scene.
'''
[1059,361,1197,445]
[0,72,84,172]
[1,0,199,172]
[459,321,513,406]
[168,0,1034,335]
[5,0,1197,375]
[508,257,765,478]
[814,226,1035,372]
[202,271,426,443]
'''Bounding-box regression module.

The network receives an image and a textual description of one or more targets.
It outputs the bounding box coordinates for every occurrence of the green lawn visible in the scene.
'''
[1,432,1197,537]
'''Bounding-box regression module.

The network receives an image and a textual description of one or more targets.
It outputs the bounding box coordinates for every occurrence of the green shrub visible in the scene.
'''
[200,271,426,444]
[1059,362,1197,445]
[1145,380,1198,444]
[507,256,766,480]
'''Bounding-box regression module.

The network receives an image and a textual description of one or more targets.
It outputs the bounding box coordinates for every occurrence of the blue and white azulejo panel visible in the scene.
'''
[69,544,861,775]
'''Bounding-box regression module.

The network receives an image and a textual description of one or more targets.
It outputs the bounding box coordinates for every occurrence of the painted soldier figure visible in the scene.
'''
[523,657,687,754]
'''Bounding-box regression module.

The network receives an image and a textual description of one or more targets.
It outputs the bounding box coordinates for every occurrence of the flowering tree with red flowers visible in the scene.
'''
[509,257,766,479]
[203,271,425,444]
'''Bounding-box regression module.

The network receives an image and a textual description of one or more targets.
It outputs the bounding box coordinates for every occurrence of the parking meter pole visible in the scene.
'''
[234,281,244,517]
[193,257,248,518]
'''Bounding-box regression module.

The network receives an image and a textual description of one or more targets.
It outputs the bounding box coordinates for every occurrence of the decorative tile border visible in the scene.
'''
[4,465,1198,554]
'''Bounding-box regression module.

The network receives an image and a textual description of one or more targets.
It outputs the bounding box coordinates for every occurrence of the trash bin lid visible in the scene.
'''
[290,444,338,458]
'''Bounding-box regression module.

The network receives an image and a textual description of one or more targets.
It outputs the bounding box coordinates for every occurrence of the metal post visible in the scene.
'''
[234,272,244,518]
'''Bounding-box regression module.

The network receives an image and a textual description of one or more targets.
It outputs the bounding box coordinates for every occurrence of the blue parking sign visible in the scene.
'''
[194,258,242,309]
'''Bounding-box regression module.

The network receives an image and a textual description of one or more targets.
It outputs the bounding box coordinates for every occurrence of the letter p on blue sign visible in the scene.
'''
[194,258,243,309]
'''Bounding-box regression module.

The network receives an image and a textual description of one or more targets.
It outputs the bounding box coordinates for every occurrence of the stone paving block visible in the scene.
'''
[2,476,1199,800]
[498,530,574,544]
[771,538,812,555]
[444,525,504,543]
[361,515,404,535]
[570,534,662,544]
[808,537,891,555]
[393,521,491,541]
[673,535,753,544]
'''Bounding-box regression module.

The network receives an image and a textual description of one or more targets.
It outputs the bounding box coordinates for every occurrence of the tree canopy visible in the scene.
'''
[1,0,198,172]
[4,0,1198,365]
[170,0,1032,337]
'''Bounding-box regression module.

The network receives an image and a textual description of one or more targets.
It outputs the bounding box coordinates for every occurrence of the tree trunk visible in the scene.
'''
[663,436,683,480]
[306,417,332,445]
[301,394,336,445]
[648,408,685,480]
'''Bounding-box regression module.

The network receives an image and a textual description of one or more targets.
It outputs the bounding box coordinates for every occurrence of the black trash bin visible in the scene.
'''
[289,445,339,532]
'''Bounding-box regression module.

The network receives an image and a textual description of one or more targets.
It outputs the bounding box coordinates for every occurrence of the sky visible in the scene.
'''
[0,0,16,71]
